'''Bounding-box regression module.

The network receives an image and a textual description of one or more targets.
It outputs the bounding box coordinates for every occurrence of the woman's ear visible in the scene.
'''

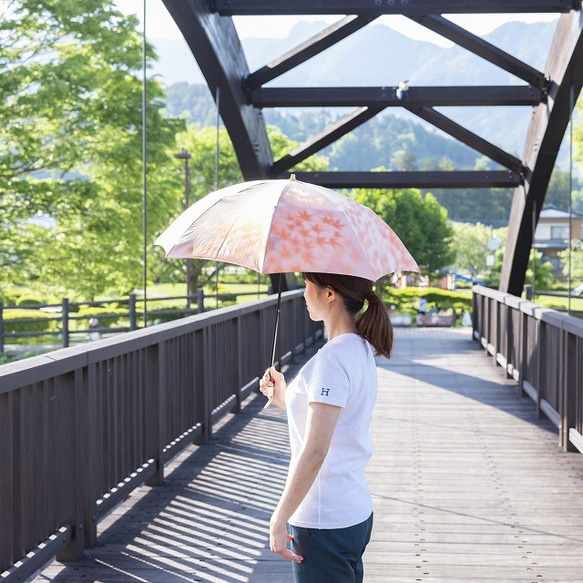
[325,286,336,303]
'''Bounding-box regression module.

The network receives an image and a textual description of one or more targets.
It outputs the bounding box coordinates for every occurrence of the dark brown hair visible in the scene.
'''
[302,272,393,358]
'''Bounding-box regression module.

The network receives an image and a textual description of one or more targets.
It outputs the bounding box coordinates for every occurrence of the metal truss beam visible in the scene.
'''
[245,15,378,90]
[249,86,542,108]
[162,0,272,179]
[500,10,583,295]
[271,106,384,176]
[406,106,523,173]
[409,15,548,90]
[290,171,522,189]
[212,1,579,16]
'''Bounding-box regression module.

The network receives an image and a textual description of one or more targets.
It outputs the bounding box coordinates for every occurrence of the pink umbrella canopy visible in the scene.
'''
[155,177,419,280]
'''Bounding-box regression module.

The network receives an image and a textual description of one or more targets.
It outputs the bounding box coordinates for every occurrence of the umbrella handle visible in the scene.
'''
[270,275,283,368]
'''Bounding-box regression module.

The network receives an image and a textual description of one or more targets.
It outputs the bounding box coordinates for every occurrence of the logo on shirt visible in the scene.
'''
[320,388,330,396]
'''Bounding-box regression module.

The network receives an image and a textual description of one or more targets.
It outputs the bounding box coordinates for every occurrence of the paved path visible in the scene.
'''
[34,328,583,582]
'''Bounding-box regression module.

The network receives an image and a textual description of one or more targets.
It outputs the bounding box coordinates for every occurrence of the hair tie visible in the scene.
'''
[365,291,378,302]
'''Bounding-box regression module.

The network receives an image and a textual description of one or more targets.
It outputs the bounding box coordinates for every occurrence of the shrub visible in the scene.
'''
[2,309,57,333]
[384,287,472,315]
[16,296,44,307]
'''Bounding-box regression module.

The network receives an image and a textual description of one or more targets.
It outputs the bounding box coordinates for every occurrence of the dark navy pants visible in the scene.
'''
[287,513,373,583]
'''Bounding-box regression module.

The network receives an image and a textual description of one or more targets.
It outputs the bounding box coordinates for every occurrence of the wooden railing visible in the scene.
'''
[0,288,269,352]
[472,285,583,455]
[0,290,322,582]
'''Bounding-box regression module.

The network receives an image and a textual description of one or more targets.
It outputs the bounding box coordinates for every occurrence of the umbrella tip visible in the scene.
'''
[290,173,296,180]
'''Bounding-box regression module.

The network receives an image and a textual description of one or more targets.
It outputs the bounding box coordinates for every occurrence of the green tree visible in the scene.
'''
[0,0,184,299]
[452,222,507,278]
[558,240,583,283]
[354,187,455,276]
[485,248,553,291]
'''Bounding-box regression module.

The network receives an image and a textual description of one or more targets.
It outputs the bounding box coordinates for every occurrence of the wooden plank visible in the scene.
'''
[32,330,583,583]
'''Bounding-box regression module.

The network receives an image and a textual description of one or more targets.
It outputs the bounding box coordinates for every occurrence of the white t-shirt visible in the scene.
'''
[285,333,377,529]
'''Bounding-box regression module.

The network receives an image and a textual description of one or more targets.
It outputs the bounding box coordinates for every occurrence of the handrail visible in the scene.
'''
[0,290,322,582]
[472,285,583,455]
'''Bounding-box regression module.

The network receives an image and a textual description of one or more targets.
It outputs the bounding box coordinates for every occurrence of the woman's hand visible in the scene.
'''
[259,366,287,410]
[269,516,303,563]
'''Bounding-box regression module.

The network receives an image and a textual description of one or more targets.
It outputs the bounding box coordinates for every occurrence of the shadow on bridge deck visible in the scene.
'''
[34,329,583,583]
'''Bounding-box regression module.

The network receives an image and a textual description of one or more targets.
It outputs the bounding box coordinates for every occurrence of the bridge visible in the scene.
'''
[1,288,582,582]
[3,2,583,581]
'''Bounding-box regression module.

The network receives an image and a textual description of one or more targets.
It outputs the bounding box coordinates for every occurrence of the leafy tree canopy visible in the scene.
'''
[0,0,184,300]
[452,222,507,278]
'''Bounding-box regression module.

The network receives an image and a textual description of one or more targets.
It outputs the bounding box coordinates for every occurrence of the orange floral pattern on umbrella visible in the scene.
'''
[155,178,418,281]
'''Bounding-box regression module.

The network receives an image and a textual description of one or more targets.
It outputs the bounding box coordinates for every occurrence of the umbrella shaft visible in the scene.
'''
[269,276,284,368]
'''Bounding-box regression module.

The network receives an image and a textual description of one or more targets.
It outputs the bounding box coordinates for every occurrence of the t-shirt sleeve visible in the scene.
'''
[305,345,350,407]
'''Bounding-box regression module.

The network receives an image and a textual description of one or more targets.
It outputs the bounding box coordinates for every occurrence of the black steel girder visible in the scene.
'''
[249,86,542,108]
[212,1,579,16]
[162,0,272,179]
[405,106,523,173]
[245,15,378,91]
[500,10,583,295]
[291,171,522,189]
[409,15,548,90]
[271,106,385,176]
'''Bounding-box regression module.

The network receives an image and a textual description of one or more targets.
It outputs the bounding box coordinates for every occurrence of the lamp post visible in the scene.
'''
[174,148,192,310]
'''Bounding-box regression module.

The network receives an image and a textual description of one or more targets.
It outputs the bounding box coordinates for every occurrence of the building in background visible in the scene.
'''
[534,205,583,276]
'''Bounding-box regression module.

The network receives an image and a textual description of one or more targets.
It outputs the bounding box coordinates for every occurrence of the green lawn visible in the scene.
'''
[534,293,583,315]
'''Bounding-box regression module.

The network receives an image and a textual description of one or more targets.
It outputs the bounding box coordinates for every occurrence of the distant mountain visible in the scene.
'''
[152,19,557,157]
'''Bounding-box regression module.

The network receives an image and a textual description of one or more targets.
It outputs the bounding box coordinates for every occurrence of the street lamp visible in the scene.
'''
[174,148,192,309]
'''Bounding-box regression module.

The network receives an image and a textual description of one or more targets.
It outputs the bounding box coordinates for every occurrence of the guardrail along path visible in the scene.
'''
[34,329,583,582]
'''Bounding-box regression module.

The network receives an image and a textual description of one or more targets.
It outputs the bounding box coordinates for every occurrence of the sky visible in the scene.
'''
[115,1,558,47]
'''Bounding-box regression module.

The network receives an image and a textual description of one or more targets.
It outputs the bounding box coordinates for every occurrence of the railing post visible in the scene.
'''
[84,363,98,549]
[233,316,243,414]
[518,308,527,398]
[196,288,204,313]
[129,293,137,331]
[0,300,4,354]
[62,298,69,348]
[145,343,165,486]
[195,327,212,444]
[56,368,85,562]
[536,320,545,418]
[561,330,578,452]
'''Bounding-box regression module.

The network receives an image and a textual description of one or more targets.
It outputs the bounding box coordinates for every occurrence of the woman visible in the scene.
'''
[260,271,393,582]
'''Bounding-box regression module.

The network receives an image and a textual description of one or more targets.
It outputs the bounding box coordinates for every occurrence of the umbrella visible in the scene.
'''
[155,176,419,401]
[155,176,418,280]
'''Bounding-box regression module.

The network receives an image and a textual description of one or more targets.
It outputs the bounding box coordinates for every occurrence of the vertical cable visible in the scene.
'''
[215,85,220,191]
[568,84,574,316]
[142,0,148,327]
[531,203,536,300]
[215,85,220,308]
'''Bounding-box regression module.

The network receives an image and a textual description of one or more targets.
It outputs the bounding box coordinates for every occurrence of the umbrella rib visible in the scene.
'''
[339,204,378,280]
[258,187,288,274]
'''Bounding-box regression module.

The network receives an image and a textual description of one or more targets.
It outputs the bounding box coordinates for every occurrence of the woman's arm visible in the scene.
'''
[269,401,342,562]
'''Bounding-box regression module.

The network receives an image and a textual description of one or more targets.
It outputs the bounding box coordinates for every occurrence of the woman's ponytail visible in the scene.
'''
[356,291,393,358]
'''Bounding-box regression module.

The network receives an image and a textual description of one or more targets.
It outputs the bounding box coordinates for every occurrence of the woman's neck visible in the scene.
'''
[324,311,358,342]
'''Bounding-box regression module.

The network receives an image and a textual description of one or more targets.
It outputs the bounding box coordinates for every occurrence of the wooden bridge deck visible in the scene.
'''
[34,328,583,583]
